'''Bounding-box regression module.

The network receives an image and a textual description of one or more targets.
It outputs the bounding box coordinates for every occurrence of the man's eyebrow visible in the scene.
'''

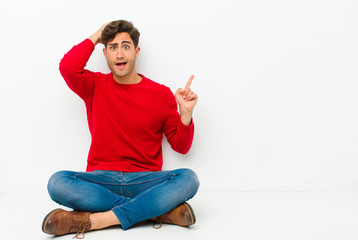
[108,41,132,46]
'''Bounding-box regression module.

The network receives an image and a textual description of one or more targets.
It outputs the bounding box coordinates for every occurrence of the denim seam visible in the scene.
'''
[120,172,124,196]
[74,173,176,186]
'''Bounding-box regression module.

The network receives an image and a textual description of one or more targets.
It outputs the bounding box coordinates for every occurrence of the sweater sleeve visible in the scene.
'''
[162,87,194,154]
[59,39,96,103]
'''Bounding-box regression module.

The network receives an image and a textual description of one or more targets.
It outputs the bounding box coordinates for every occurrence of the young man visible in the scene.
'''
[42,20,199,238]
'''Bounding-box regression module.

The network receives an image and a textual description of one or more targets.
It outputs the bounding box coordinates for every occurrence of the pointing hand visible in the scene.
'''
[175,75,198,114]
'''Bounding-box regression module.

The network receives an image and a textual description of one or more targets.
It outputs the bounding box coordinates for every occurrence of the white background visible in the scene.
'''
[0,0,357,192]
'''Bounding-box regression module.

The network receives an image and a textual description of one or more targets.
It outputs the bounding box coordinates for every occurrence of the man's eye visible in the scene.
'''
[123,45,130,50]
[110,46,116,50]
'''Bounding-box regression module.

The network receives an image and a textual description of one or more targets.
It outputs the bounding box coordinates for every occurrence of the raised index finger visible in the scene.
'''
[184,75,195,90]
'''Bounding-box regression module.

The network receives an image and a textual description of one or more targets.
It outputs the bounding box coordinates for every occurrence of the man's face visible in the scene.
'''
[103,32,140,80]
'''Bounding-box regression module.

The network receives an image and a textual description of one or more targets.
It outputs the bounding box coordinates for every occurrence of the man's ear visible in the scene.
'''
[103,47,107,58]
[135,46,140,58]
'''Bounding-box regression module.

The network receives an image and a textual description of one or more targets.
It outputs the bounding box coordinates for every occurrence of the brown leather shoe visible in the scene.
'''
[151,202,196,228]
[42,208,91,239]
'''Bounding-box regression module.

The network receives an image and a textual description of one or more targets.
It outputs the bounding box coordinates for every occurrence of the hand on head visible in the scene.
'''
[89,22,110,45]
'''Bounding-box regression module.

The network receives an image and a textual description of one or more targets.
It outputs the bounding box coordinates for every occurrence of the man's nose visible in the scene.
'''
[116,49,124,58]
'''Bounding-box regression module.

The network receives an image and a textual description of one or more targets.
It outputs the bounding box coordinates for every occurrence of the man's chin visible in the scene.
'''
[111,69,128,77]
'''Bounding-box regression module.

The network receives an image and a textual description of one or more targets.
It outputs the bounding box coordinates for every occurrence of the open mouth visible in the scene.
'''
[115,62,127,70]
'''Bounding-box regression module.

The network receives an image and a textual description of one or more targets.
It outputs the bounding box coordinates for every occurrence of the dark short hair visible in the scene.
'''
[102,20,140,48]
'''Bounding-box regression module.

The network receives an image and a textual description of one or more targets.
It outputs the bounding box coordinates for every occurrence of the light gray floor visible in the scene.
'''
[1,191,358,240]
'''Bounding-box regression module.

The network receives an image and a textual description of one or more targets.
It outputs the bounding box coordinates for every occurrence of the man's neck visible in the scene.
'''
[113,71,142,85]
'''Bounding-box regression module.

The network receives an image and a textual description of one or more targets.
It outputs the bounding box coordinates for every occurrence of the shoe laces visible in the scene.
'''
[152,214,172,229]
[71,218,90,239]
[153,222,162,229]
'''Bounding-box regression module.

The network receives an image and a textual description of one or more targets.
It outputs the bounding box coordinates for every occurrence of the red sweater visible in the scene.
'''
[59,39,194,172]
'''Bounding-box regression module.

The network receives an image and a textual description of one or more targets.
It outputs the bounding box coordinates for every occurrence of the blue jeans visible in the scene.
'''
[47,168,199,230]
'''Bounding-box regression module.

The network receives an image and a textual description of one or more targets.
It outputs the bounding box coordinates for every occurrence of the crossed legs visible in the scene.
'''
[43,169,199,236]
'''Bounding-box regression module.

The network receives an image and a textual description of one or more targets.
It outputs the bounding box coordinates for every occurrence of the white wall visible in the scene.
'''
[1,0,358,192]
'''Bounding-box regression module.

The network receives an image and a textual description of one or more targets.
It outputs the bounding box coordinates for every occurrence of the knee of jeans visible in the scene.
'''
[179,168,200,197]
[47,171,72,200]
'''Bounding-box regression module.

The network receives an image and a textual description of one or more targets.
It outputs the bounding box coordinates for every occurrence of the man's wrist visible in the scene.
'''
[89,31,101,45]
[180,111,193,126]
